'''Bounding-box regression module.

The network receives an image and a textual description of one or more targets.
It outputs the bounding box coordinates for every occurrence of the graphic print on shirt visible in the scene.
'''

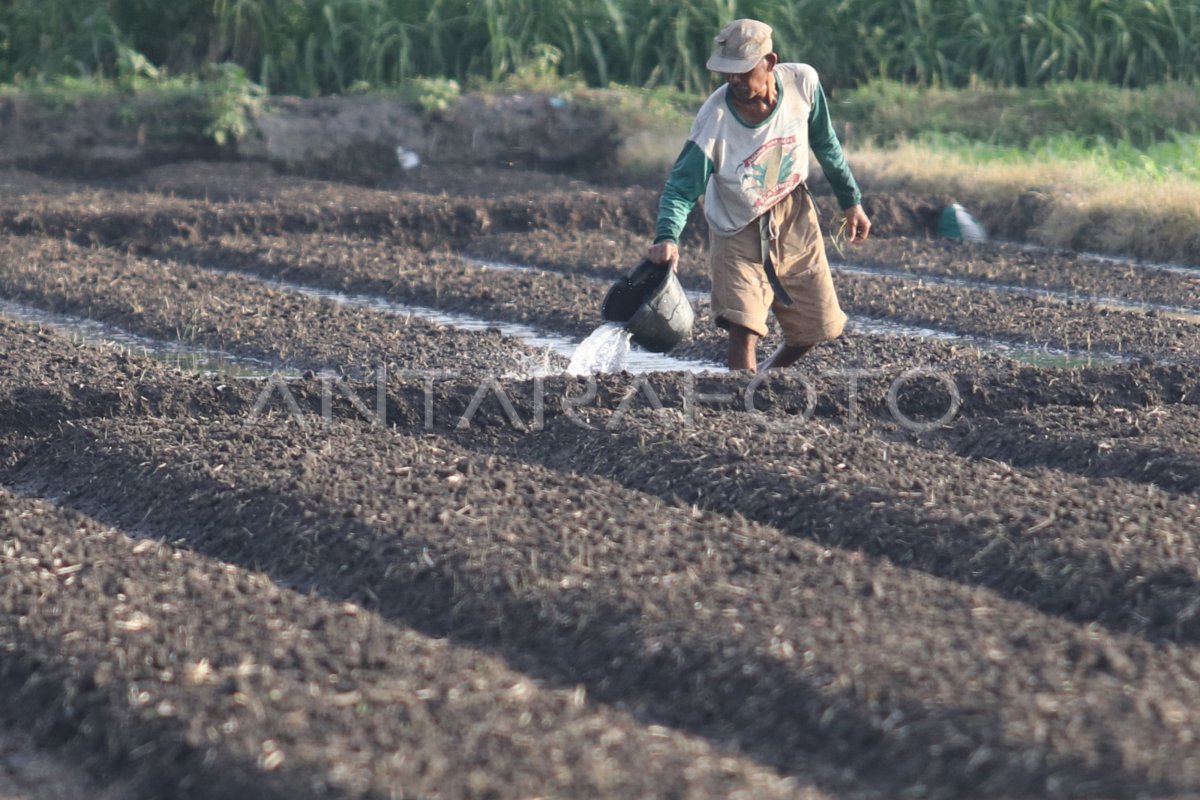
[739,135,803,211]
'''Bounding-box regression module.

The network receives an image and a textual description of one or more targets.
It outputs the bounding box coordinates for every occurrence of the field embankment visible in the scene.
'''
[7,76,1200,265]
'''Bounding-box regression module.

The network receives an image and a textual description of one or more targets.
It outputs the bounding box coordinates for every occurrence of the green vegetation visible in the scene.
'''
[115,62,265,147]
[904,131,1200,183]
[1,57,265,147]
[852,133,1200,262]
[2,2,1197,262]
[3,0,1200,96]
[832,79,1200,190]
[836,81,1200,150]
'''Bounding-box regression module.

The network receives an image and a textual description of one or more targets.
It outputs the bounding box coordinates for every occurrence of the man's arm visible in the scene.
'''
[654,140,713,244]
[808,83,871,242]
[807,84,861,210]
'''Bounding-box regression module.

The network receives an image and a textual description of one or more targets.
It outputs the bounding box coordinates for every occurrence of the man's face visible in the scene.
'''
[723,56,774,103]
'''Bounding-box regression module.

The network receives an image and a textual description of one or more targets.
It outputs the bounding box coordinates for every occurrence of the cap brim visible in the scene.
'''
[706,53,761,74]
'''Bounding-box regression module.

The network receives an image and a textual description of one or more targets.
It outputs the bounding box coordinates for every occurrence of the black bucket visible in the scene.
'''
[601,259,694,353]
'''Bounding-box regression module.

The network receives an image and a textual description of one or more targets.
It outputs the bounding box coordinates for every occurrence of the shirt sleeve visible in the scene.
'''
[807,84,862,210]
[653,140,714,244]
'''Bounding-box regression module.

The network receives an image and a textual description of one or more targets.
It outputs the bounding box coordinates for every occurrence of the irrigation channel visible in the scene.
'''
[1,162,1199,800]
[0,296,295,379]
[468,256,1138,368]
[0,259,1128,381]
[0,251,1143,380]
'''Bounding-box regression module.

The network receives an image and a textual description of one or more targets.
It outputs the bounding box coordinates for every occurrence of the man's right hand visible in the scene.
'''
[647,241,679,272]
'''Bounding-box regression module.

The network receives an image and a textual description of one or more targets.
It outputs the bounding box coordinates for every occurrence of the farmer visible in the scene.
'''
[646,19,871,371]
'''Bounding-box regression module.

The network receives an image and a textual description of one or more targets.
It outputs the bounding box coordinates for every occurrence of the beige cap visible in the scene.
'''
[706,19,773,74]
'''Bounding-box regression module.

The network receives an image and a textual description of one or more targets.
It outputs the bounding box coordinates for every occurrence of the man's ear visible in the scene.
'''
[764,53,779,70]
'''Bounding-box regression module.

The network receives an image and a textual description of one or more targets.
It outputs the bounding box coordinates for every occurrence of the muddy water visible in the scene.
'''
[1016,242,1200,279]
[0,285,719,380]
[462,229,1200,363]
[470,255,1132,367]
[0,297,289,378]
[845,314,1128,367]
[272,278,725,376]
[233,257,1122,370]
[477,254,1200,322]
[834,263,1200,323]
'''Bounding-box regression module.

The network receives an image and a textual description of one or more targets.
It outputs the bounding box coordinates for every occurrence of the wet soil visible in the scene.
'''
[0,236,559,378]
[147,231,1030,371]
[1,162,1200,799]
[464,231,1200,363]
[843,237,1200,311]
[0,726,118,800]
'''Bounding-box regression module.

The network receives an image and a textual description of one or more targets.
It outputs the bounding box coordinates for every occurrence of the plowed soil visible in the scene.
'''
[1,162,1199,800]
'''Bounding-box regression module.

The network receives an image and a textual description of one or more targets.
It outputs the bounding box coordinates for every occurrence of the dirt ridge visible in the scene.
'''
[3,163,1200,799]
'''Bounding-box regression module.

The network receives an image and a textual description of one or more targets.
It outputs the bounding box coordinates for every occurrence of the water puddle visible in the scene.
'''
[272,280,724,376]
[473,254,1200,320]
[471,258,541,275]
[0,298,288,378]
[833,263,1200,323]
[0,267,1135,383]
[846,315,1128,368]
[1012,243,1200,280]
[467,255,1133,367]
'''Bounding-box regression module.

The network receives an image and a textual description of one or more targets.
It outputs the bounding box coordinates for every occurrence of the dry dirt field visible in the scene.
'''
[1,161,1199,799]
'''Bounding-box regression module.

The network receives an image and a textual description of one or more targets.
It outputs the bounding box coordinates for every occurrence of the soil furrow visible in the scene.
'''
[150,233,761,368]
[79,162,937,244]
[4,296,1197,493]
[147,232,1111,372]
[464,232,1200,363]
[11,172,1200,367]
[0,178,659,250]
[0,236,558,377]
[5,159,1200,799]
[4,323,1200,798]
[3,296,1197,496]
[0,485,818,800]
[465,229,1200,308]
[155,234,611,341]
[3,402,1192,798]
[844,238,1200,311]
[929,405,1200,495]
[468,410,1200,646]
[13,164,1198,312]
[834,269,1200,363]
[1,230,1035,374]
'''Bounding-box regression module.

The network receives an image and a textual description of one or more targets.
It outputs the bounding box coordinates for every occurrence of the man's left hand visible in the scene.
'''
[843,205,871,244]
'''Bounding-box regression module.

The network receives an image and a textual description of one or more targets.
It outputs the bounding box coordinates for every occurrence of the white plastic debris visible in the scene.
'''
[395,147,421,171]
[937,203,987,243]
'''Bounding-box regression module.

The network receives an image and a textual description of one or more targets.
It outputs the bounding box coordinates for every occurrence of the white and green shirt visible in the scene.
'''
[654,63,861,243]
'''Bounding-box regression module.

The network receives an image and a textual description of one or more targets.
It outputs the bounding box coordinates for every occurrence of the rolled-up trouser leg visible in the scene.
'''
[709,186,847,348]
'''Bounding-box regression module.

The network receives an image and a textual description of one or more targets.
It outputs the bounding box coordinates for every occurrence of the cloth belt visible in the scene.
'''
[758,199,794,307]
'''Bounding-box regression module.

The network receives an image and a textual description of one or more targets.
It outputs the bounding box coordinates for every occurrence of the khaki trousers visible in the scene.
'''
[709,186,847,346]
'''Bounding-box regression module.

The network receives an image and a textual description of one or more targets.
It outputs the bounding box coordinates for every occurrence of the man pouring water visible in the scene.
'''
[647,19,871,372]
